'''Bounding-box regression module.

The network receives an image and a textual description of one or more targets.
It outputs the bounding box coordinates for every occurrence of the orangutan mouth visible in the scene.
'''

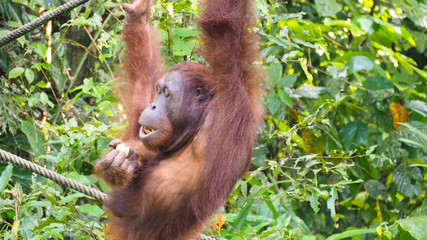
[142,126,156,134]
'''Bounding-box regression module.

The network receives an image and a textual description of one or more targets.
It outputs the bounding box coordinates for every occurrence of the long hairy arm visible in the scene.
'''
[194,0,264,220]
[198,0,262,90]
[95,0,162,188]
[121,0,164,142]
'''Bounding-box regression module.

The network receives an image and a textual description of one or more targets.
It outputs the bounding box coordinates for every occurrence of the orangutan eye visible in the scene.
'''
[195,88,204,100]
[164,88,170,97]
[156,84,161,94]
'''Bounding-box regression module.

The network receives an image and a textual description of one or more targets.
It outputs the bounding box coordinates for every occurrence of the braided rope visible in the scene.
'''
[0,148,106,201]
[0,0,89,48]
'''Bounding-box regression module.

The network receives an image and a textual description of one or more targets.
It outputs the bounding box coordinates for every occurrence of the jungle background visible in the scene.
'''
[0,0,426,239]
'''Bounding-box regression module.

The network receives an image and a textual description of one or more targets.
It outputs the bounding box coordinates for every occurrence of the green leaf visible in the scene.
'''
[39,92,54,108]
[8,21,22,28]
[82,78,94,93]
[63,172,91,186]
[25,68,35,83]
[17,35,26,46]
[391,0,427,28]
[326,228,378,240]
[346,56,374,75]
[324,19,365,37]
[373,18,416,46]
[50,60,66,94]
[339,121,368,151]
[267,62,282,87]
[265,196,279,220]
[393,163,422,198]
[295,85,325,99]
[268,36,301,49]
[79,204,104,217]
[59,193,86,205]
[8,67,25,78]
[99,53,112,61]
[406,101,427,117]
[277,89,293,107]
[397,216,427,239]
[327,187,337,221]
[36,81,49,88]
[398,121,427,149]
[364,180,387,200]
[314,0,342,17]
[232,199,254,230]
[265,91,282,116]
[0,165,13,194]
[0,29,10,37]
[21,120,45,156]
[29,42,47,58]
[363,75,393,90]
[171,28,198,56]
[310,188,320,214]
[23,200,52,208]
[97,138,110,156]
[354,15,377,36]
[276,74,298,88]
[28,93,40,107]
[233,186,269,230]
[333,51,376,63]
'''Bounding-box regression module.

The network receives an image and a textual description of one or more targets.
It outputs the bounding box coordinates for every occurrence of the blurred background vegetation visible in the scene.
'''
[0,0,426,239]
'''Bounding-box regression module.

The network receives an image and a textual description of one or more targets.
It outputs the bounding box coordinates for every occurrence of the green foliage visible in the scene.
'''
[0,165,13,194]
[1,0,426,239]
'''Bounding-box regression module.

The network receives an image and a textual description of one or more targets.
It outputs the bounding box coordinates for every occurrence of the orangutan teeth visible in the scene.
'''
[143,126,155,134]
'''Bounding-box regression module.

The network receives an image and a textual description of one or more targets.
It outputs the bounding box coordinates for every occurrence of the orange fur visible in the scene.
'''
[96,0,264,239]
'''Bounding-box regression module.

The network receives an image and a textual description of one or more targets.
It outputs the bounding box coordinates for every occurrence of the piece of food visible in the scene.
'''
[116,143,130,157]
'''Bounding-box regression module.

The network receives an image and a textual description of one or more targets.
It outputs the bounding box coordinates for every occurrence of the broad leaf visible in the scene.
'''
[29,42,48,58]
[314,0,342,17]
[267,62,282,87]
[363,75,393,90]
[21,120,45,156]
[339,121,368,151]
[310,188,320,214]
[24,68,34,83]
[327,187,337,221]
[346,56,374,75]
[265,91,282,116]
[326,228,378,240]
[79,204,104,217]
[0,165,13,194]
[63,172,92,186]
[295,85,325,99]
[8,67,24,78]
[364,180,387,200]
[280,74,298,88]
[171,28,198,56]
[406,100,427,117]
[277,89,293,107]
[393,163,422,198]
[397,216,427,239]
[391,0,427,28]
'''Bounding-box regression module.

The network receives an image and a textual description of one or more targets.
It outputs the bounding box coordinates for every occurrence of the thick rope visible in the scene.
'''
[0,148,106,201]
[0,0,89,48]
